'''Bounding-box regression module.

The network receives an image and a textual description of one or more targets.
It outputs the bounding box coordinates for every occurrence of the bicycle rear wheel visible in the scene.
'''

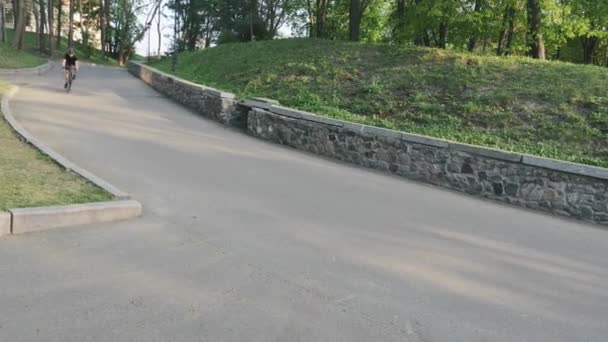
[66,69,72,93]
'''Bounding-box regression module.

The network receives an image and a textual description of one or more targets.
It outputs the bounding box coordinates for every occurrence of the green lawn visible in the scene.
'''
[0,42,47,68]
[0,82,113,210]
[149,39,608,168]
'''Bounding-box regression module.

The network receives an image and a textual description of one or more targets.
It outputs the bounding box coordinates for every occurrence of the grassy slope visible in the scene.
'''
[0,82,113,210]
[4,30,118,66]
[150,39,608,168]
[0,41,47,68]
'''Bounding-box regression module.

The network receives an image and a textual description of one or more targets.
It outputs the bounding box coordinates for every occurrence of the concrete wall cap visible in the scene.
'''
[360,125,403,140]
[400,132,449,148]
[269,105,311,119]
[250,97,279,105]
[522,155,608,180]
[450,142,522,162]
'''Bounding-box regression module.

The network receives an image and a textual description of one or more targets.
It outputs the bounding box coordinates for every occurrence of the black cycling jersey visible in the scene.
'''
[64,54,78,67]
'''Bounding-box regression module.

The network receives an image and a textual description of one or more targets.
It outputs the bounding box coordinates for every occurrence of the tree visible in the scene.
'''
[467,0,484,52]
[68,0,74,46]
[39,0,47,54]
[572,0,608,64]
[108,0,161,64]
[48,0,54,55]
[497,0,517,56]
[394,0,406,43]
[349,0,361,41]
[56,0,63,48]
[13,0,26,50]
[526,0,545,59]
[0,1,6,43]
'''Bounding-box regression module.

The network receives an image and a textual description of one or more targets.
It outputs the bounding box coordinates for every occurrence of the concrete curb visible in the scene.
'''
[9,200,142,234]
[0,60,53,76]
[1,86,142,236]
[0,212,10,237]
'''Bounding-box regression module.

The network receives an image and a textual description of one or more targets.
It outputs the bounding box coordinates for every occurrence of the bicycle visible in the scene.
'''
[64,66,76,93]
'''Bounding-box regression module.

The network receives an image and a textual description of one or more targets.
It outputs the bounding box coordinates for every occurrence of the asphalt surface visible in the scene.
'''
[1,63,607,342]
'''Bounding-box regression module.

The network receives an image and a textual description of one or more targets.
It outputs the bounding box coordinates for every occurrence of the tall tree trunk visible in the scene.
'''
[395,0,405,43]
[526,0,545,59]
[12,0,17,29]
[413,0,426,46]
[39,0,47,54]
[349,0,361,41]
[582,36,598,65]
[157,0,161,56]
[504,5,515,56]
[467,0,482,52]
[0,2,5,43]
[316,0,327,38]
[497,3,515,55]
[56,0,62,48]
[100,0,105,55]
[306,0,314,37]
[13,0,26,49]
[438,21,448,49]
[48,0,53,54]
[68,0,74,47]
[34,1,40,38]
[104,0,110,55]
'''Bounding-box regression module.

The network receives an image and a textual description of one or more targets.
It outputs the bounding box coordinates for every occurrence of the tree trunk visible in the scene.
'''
[438,21,448,49]
[467,0,482,52]
[504,5,515,56]
[39,0,47,54]
[526,0,545,59]
[349,0,361,41]
[582,36,598,65]
[395,0,405,43]
[413,0,427,46]
[48,0,53,54]
[56,0,62,48]
[316,0,327,38]
[13,0,26,49]
[12,0,17,30]
[306,0,314,37]
[157,0,161,56]
[68,0,74,47]
[104,0,110,55]
[100,0,105,55]
[34,1,40,37]
[0,3,5,43]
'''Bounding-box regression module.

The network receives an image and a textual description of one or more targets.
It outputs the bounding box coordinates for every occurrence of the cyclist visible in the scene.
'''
[62,48,79,89]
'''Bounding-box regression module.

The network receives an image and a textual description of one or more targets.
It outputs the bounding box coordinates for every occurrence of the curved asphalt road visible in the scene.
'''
[1,64,607,342]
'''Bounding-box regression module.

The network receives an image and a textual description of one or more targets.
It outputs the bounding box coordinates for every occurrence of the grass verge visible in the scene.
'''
[0,42,47,68]
[4,30,119,67]
[149,39,608,168]
[0,82,113,211]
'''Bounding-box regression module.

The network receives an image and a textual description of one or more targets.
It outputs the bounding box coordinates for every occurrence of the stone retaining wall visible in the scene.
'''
[128,61,608,226]
[127,62,245,128]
